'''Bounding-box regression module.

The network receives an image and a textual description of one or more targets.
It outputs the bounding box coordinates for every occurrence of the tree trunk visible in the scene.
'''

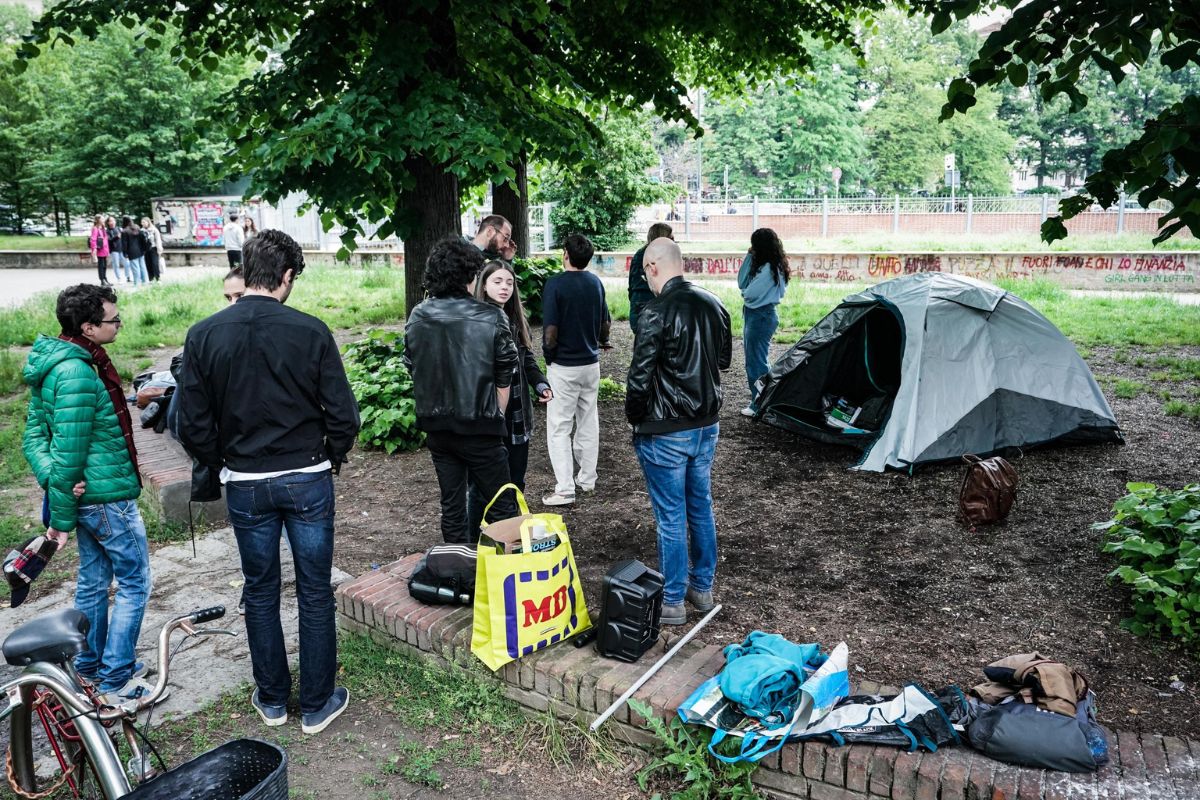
[492,154,530,257]
[399,155,461,316]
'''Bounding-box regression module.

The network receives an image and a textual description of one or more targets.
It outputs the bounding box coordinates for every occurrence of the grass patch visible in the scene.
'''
[1114,379,1149,399]
[0,235,88,250]
[1164,400,1200,421]
[1152,355,1200,382]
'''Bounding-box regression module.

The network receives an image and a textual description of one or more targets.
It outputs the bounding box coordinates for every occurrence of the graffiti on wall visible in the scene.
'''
[589,251,1198,291]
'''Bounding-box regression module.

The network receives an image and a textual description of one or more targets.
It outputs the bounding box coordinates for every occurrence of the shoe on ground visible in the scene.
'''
[101,677,169,707]
[660,603,687,626]
[251,688,288,727]
[740,406,757,418]
[541,492,575,507]
[302,686,349,735]
[576,484,596,494]
[686,587,715,613]
[238,596,246,615]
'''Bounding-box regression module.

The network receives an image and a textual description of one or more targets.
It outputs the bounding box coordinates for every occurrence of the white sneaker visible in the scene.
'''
[542,492,575,507]
[740,406,756,417]
[101,677,169,707]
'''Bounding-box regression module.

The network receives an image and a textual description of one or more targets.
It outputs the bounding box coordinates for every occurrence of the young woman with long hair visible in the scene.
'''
[120,216,149,285]
[89,214,110,285]
[738,227,790,416]
[467,260,553,530]
[140,217,163,281]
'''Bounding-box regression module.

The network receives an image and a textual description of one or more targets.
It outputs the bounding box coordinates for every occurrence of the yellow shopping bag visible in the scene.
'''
[470,484,591,671]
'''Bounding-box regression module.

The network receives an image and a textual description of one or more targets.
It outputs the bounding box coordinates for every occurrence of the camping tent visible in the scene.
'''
[754,273,1122,471]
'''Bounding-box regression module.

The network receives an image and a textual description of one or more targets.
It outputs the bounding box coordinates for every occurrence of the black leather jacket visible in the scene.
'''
[403,294,518,436]
[626,276,732,434]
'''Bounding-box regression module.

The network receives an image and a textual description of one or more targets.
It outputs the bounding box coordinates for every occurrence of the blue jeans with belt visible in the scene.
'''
[743,304,779,407]
[225,470,336,714]
[633,423,720,605]
[73,499,152,693]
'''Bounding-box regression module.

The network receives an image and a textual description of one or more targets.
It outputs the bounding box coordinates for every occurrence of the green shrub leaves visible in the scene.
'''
[343,330,424,455]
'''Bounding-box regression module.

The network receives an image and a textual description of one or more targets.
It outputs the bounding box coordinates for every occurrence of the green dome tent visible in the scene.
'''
[753,273,1123,472]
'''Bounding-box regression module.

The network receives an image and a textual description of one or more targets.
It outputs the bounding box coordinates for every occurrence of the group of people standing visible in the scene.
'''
[88,215,164,287]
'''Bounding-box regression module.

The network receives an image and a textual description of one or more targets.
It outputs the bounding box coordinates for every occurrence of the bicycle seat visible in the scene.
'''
[3,608,90,667]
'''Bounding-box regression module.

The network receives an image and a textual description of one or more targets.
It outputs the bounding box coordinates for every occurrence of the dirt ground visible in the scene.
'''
[332,321,1200,739]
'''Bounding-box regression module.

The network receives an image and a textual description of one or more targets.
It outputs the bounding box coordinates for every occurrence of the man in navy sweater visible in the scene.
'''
[541,233,611,506]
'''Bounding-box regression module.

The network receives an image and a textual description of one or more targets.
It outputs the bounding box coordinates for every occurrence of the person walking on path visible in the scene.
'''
[541,233,610,506]
[89,215,110,286]
[404,238,520,543]
[140,217,163,281]
[738,228,790,416]
[105,216,128,283]
[177,230,360,735]
[627,223,673,332]
[22,284,159,703]
[120,217,149,285]
[626,237,731,625]
[467,260,553,531]
[223,212,245,268]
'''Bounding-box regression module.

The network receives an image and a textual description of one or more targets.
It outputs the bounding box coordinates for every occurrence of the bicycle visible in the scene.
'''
[2,605,288,799]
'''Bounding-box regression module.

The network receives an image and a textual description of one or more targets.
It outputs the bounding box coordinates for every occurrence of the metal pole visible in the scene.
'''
[696,89,704,206]
[966,195,973,234]
[821,197,829,237]
[893,195,900,234]
[1117,192,1126,234]
[1040,194,1049,224]
[752,196,759,231]
[589,604,723,732]
[684,195,691,240]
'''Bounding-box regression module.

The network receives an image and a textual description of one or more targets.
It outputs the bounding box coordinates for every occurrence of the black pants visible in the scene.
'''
[426,431,518,544]
[145,249,161,281]
[227,249,242,268]
[96,255,107,284]
[467,440,529,534]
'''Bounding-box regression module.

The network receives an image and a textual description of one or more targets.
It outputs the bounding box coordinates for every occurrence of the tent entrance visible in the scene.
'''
[765,305,903,444]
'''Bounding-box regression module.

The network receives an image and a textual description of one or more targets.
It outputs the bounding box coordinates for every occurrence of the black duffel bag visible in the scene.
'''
[408,544,476,605]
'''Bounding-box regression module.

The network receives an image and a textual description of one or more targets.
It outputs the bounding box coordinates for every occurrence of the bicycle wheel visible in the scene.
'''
[6,682,102,799]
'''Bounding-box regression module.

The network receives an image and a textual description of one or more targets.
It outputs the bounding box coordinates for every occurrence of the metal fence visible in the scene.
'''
[628,194,1182,242]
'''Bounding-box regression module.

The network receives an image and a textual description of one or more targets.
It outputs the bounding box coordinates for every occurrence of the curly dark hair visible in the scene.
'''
[749,227,790,285]
[56,283,117,336]
[424,237,484,298]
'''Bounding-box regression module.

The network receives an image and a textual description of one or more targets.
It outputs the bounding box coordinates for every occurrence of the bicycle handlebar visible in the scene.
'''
[99,605,231,718]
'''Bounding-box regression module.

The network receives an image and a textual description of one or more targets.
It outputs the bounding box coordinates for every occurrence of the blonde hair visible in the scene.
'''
[474,260,532,350]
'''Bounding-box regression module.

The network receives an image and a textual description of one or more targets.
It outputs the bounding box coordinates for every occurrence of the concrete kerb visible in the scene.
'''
[336,560,1197,800]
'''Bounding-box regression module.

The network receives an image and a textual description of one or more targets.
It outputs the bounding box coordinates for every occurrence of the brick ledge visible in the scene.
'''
[336,557,1200,800]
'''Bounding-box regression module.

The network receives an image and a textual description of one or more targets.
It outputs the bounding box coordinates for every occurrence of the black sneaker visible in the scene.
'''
[301,687,349,735]
[238,597,245,615]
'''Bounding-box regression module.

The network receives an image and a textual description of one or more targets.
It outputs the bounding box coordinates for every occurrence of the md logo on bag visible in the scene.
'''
[502,556,581,658]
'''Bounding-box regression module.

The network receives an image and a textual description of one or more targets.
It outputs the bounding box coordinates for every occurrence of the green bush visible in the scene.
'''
[343,330,424,454]
[512,256,561,323]
[598,377,626,401]
[1095,482,1200,642]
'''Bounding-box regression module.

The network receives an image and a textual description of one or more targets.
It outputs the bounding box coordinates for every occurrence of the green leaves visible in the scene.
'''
[1097,483,1200,644]
[343,330,424,454]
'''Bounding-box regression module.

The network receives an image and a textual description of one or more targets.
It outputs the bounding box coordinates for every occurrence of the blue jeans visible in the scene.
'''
[73,500,152,693]
[743,304,779,406]
[127,255,148,284]
[633,424,720,605]
[110,251,129,281]
[226,470,336,714]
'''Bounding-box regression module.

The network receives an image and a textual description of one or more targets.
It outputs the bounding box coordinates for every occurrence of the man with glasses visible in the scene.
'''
[468,214,518,261]
[22,284,157,704]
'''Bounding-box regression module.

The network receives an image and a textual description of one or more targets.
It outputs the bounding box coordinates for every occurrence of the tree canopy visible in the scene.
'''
[916,0,1200,242]
[18,0,879,311]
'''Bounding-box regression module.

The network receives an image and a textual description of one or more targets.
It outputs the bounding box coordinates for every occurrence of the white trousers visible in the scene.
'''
[545,362,601,494]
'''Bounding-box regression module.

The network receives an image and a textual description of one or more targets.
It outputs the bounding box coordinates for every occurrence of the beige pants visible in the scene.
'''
[545,362,601,495]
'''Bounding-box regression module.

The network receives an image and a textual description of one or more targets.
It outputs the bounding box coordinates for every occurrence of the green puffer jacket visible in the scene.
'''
[23,335,141,531]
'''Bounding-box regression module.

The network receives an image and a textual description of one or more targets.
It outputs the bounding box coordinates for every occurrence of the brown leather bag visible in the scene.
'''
[959,454,1018,526]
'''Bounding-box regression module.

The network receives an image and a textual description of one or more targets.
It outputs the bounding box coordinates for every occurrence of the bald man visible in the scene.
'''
[625,237,732,625]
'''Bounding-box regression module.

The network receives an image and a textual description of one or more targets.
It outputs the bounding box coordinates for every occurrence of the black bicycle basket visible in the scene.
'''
[123,738,287,800]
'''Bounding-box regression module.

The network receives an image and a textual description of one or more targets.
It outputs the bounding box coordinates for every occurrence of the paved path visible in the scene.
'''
[2,266,225,307]
[0,528,352,723]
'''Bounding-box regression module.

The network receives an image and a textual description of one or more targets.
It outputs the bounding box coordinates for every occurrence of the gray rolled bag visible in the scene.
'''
[966,691,1109,772]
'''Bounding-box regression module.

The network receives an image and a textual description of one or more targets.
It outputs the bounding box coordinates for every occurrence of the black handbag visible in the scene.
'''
[190,459,222,503]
